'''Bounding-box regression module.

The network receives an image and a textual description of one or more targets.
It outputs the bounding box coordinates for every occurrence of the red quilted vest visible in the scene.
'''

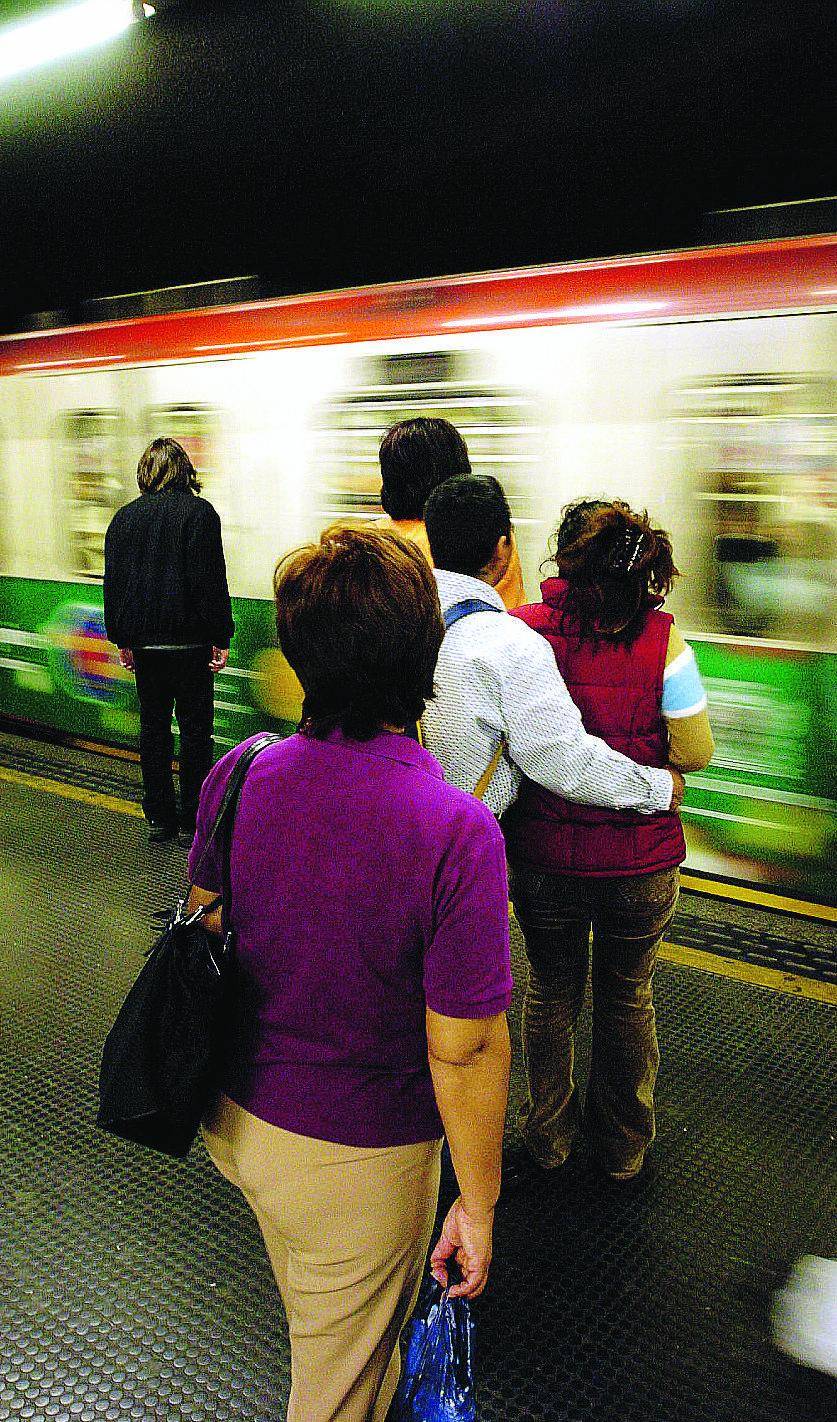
[504,578,686,876]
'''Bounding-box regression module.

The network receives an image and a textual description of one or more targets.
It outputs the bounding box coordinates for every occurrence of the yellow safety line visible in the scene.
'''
[2,764,834,1004]
[70,735,142,765]
[680,872,837,924]
[659,940,836,1006]
[0,765,144,820]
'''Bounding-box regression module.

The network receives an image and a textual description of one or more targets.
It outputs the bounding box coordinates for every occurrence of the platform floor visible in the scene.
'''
[0,740,835,1421]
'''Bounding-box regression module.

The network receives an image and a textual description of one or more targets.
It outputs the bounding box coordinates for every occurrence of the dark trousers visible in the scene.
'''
[133,647,215,829]
[509,864,679,1178]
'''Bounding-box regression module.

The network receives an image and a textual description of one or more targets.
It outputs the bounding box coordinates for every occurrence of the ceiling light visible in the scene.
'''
[0,1,152,85]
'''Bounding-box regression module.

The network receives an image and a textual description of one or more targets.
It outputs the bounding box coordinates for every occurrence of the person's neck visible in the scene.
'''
[439,566,494,588]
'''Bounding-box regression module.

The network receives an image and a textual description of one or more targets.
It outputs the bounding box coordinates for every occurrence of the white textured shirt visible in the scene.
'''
[423,570,674,819]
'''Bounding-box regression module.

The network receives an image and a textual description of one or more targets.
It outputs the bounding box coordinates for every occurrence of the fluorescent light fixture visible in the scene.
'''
[0,1,154,85]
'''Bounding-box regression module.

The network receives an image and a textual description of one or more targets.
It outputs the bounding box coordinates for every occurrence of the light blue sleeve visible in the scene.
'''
[662,646,708,719]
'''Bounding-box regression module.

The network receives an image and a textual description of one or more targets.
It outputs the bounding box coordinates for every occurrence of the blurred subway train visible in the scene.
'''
[0,236,834,900]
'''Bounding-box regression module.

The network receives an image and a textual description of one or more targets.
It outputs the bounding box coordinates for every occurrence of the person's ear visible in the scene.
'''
[495,533,513,571]
[481,532,513,586]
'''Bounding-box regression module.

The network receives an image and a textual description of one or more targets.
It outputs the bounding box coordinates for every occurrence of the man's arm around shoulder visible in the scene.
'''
[499,619,677,813]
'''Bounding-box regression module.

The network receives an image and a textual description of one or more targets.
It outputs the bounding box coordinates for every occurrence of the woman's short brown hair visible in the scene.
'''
[137,437,201,493]
[273,525,444,740]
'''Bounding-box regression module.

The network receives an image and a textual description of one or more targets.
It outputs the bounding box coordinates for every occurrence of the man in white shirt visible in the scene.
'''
[422,475,683,817]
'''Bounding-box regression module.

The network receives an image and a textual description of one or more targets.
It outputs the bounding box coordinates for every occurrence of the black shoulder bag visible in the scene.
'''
[96,733,282,1159]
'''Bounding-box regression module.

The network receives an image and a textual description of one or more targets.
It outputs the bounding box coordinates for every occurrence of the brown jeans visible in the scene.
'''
[203,1096,442,1422]
[509,865,679,1177]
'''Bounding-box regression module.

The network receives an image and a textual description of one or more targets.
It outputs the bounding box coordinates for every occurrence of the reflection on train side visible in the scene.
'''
[312,350,544,567]
[63,409,126,579]
[677,375,836,646]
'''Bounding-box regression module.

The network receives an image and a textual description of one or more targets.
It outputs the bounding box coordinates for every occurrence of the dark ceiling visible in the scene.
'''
[0,0,833,331]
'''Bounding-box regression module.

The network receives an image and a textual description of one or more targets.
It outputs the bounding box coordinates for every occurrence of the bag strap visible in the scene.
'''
[189,739,281,893]
[217,734,283,938]
[442,597,507,803]
[473,739,505,802]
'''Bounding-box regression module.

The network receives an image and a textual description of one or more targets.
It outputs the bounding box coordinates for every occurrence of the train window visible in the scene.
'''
[62,409,127,579]
[676,374,837,644]
[370,351,459,386]
[311,350,541,556]
[145,403,229,519]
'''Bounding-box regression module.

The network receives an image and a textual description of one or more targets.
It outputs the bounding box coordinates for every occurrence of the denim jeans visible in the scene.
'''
[509,864,679,1177]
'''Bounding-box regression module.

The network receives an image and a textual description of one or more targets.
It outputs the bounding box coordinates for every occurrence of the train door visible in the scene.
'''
[678,373,836,643]
[673,370,836,894]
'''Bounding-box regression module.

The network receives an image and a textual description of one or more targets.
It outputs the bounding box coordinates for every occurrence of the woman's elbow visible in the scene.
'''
[667,723,715,774]
[672,747,714,774]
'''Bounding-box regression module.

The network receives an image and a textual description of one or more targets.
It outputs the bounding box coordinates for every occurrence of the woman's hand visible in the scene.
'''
[187,884,223,936]
[430,1197,494,1300]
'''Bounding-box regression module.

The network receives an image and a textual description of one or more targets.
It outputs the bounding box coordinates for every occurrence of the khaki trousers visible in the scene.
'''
[202,1095,442,1422]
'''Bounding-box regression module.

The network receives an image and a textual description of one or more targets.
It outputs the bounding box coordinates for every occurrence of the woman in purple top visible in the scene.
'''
[188,526,512,1422]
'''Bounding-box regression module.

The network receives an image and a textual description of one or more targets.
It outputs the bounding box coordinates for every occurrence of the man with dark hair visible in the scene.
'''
[422,474,684,820]
[379,417,470,524]
[103,437,234,843]
[376,417,526,609]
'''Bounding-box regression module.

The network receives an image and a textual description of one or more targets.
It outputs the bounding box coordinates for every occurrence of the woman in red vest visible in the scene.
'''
[504,499,714,1180]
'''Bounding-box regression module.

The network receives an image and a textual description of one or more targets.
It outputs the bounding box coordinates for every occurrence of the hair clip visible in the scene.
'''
[625,530,646,572]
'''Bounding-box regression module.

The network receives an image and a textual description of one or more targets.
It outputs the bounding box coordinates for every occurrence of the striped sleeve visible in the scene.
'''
[662,642,708,720]
[662,625,715,772]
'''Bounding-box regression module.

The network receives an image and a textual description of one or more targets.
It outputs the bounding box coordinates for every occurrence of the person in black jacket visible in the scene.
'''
[103,438,235,843]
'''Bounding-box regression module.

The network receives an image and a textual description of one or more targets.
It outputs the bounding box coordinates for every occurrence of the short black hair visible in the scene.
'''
[379,417,471,520]
[425,475,512,577]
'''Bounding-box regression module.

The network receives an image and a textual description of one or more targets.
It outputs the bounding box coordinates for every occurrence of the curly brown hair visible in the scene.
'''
[548,498,679,645]
[273,524,444,740]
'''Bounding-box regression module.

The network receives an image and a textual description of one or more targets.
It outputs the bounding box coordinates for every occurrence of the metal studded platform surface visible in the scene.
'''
[0,743,835,1422]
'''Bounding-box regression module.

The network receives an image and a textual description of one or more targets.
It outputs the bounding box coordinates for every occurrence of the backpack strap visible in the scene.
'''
[473,739,505,802]
[441,598,506,803]
[443,598,503,630]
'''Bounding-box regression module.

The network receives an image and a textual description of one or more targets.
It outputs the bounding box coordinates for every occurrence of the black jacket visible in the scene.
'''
[103,489,235,650]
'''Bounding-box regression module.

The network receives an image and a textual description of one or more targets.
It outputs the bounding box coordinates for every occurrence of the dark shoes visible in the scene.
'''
[503,1135,654,1195]
[502,1141,574,1194]
[146,816,196,845]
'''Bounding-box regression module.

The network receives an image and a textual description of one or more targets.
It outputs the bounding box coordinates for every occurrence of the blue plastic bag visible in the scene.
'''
[391,1277,477,1421]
